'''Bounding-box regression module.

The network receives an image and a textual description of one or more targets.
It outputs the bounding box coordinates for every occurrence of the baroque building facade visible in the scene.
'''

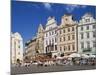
[57,14,78,56]
[78,13,96,55]
[11,32,23,64]
[24,13,96,59]
[44,16,58,57]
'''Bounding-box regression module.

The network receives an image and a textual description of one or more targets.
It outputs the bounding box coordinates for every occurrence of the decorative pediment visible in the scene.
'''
[59,14,77,28]
[61,14,75,26]
[46,16,56,26]
[13,32,23,40]
[79,13,96,25]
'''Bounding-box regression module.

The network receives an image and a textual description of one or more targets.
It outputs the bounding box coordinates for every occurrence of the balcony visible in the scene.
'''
[82,48,92,52]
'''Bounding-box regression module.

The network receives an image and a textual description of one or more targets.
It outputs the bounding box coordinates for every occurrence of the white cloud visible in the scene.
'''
[32,4,40,9]
[65,4,87,13]
[43,3,52,11]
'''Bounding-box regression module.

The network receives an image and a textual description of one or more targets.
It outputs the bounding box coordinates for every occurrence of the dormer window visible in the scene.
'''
[85,18,90,22]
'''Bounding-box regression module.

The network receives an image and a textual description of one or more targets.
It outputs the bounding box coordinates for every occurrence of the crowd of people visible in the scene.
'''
[15,54,96,67]
[22,57,96,67]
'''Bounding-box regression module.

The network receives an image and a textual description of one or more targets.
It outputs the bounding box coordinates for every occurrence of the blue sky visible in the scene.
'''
[11,1,96,44]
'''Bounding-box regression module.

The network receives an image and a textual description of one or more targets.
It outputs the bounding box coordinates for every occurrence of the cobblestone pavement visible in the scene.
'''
[11,64,96,75]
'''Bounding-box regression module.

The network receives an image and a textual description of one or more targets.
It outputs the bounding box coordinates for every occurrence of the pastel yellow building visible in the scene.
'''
[57,14,78,56]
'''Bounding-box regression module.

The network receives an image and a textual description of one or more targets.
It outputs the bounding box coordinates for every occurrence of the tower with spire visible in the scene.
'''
[36,24,44,54]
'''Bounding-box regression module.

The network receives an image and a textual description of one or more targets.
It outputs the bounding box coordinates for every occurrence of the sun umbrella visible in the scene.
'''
[68,53,81,58]
[81,54,89,58]
[89,54,96,58]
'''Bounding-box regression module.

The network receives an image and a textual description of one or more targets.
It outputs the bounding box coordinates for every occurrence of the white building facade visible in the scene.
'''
[78,13,96,55]
[44,16,58,57]
[11,32,23,64]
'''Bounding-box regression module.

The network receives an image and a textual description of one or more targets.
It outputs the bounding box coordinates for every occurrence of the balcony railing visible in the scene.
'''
[82,48,92,52]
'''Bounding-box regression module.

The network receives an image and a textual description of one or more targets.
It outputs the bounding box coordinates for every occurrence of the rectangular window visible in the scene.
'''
[72,27,74,31]
[60,37,62,42]
[49,32,51,35]
[81,26,83,31]
[52,38,54,44]
[64,46,66,51]
[72,44,75,51]
[63,36,65,41]
[81,33,84,39]
[87,41,90,48]
[93,25,96,29]
[87,32,90,38]
[55,45,57,50]
[72,35,75,40]
[60,47,62,51]
[68,28,70,32]
[49,40,51,45]
[93,31,96,38]
[68,36,70,40]
[87,26,89,30]
[81,42,84,49]
[68,45,70,51]
[93,41,96,47]
[63,29,65,33]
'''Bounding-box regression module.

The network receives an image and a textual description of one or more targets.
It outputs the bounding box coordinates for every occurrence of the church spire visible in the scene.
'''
[38,23,44,33]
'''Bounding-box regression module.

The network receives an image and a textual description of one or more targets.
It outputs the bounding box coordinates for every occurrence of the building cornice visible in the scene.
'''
[46,21,57,27]
[78,22,96,27]
[44,26,58,33]
[57,24,76,30]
